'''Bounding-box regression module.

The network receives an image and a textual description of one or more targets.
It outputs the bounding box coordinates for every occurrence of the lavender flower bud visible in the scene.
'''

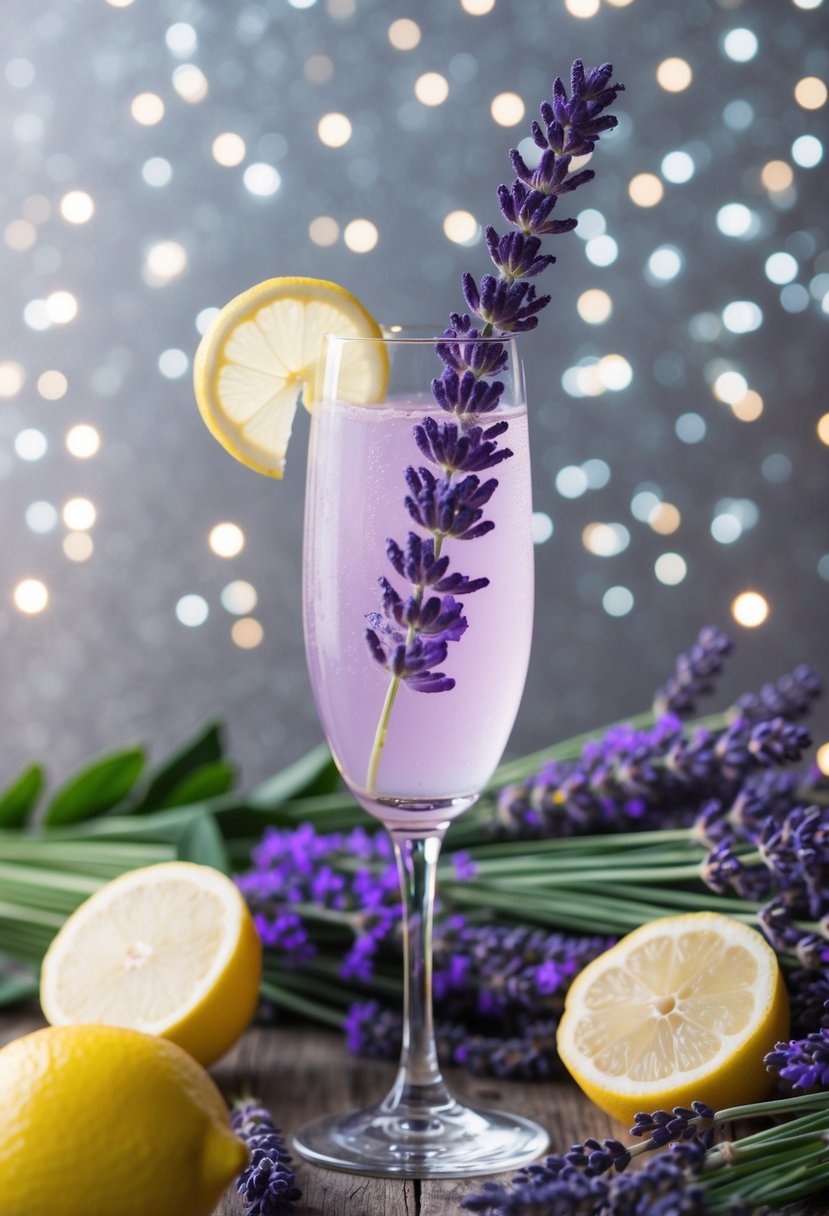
[509,147,593,197]
[403,465,498,542]
[462,270,551,332]
[365,625,455,692]
[630,1103,715,1148]
[431,366,505,415]
[485,226,556,280]
[787,968,829,1036]
[379,578,468,640]
[733,663,823,724]
[414,415,513,474]
[653,625,734,717]
[497,180,578,236]
[231,1101,301,1216]
[386,532,489,594]
[765,1028,829,1091]
[436,321,510,377]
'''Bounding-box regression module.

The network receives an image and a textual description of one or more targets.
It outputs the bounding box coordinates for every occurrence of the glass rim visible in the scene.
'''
[322,329,519,345]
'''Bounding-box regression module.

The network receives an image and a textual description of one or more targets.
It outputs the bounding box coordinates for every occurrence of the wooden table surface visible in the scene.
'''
[1,1006,622,1216]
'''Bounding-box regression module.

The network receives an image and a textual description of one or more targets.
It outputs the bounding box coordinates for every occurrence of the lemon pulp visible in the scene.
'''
[556,912,789,1125]
[40,861,262,1066]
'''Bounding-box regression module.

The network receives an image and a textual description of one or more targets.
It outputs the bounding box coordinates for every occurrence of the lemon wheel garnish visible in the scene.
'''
[39,861,262,1067]
[556,912,789,1126]
[193,276,386,477]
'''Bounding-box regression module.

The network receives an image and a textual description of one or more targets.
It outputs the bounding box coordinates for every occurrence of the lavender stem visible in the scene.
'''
[366,674,402,793]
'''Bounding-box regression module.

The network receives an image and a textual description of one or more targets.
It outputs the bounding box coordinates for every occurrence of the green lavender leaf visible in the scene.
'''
[130,720,225,814]
[0,764,44,829]
[44,747,146,827]
[153,761,236,810]
[0,968,38,1007]
[247,741,339,808]
[175,811,231,875]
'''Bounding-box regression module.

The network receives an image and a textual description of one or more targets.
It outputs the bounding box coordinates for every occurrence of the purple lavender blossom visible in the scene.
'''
[604,1143,707,1216]
[342,919,610,1080]
[629,1103,715,1149]
[432,919,612,1018]
[694,770,801,847]
[230,1101,301,1216]
[758,895,829,969]
[460,1167,611,1214]
[237,823,402,979]
[497,710,811,840]
[386,532,489,595]
[450,1019,561,1081]
[733,663,822,724]
[343,999,402,1058]
[788,969,829,1037]
[759,804,828,919]
[365,60,623,709]
[461,1135,706,1215]
[652,625,734,718]
[414,416,513,474]
[765,1028,829,1090]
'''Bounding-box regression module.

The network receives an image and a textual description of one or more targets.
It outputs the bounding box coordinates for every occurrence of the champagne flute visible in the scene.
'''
[294,330,548,1178]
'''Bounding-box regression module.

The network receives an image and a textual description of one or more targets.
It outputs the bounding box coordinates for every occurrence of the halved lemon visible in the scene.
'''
[556,912,789,1126]
[193,276,386,477]
[40,861,262,1067]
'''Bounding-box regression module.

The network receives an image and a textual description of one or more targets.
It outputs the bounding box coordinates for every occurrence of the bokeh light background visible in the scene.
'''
[1,0,828,787]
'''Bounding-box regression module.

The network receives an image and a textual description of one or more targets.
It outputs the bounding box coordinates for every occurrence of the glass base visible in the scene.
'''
[293,1095,549,1179]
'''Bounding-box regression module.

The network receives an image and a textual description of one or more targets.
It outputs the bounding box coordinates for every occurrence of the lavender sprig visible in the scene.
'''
[364,60,623,792]
[230,1101,301,1216]
[765,1027,829,1091]
[652,625,734,718]
[460,1089,829,1216]
[497,712,811,840]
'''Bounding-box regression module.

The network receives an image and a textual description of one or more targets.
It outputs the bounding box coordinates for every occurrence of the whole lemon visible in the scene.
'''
[0,1023,248,1216]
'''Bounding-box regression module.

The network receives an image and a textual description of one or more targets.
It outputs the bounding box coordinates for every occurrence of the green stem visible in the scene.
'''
[365,674,403,794]
[259,979,344,1029]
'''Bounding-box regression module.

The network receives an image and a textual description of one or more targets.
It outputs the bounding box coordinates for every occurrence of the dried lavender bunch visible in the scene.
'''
[459,1090,829,1215]
[364,60,623,790]
[230,1101,301,1216]
[703,803,829,919]
[431,918,613,1018]
[498,627,819,841]
[236,822,402,980]
[498,712,811,839]
[342,919,611,1078]
[344,999,563,1080]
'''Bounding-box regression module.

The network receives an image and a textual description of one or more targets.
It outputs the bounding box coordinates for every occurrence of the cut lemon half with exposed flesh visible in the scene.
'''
[193,276,386,477]
[40,861,262,1067]
[556,912,789,1126]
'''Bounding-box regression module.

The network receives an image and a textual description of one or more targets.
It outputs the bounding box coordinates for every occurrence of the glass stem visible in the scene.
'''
[383,829,452,1112]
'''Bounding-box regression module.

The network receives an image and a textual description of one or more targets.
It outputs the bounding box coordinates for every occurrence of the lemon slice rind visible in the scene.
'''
[556,912,789,1124]
[194,276,386,478]
[39,861,262,1066]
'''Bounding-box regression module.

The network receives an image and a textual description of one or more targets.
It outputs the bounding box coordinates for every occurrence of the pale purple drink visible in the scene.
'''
[303,393,533,819]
